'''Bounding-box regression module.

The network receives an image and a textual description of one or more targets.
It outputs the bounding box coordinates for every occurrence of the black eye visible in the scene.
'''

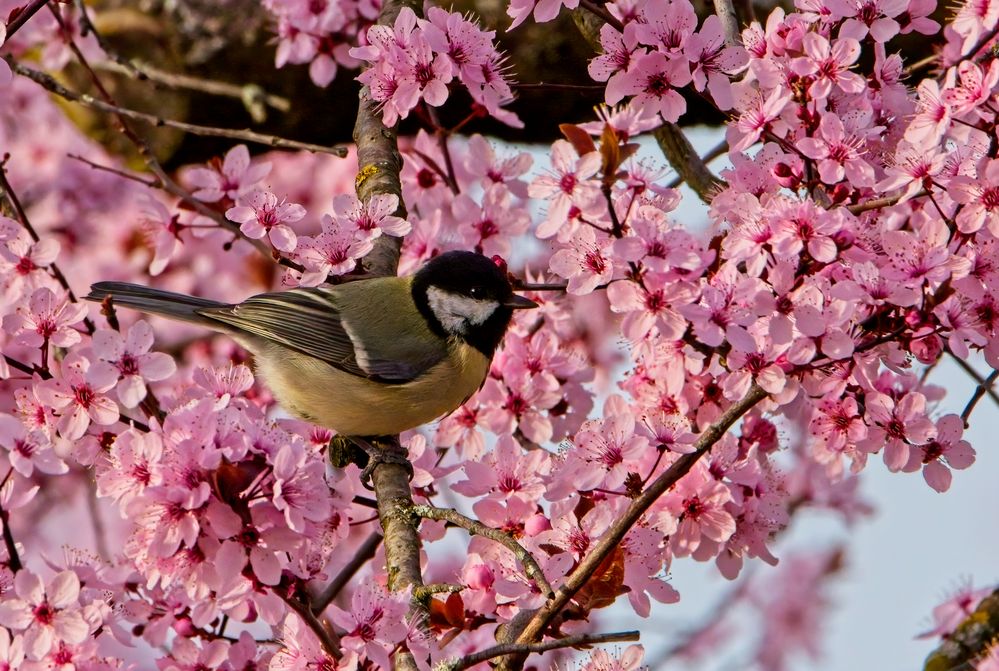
[469,286,485,299]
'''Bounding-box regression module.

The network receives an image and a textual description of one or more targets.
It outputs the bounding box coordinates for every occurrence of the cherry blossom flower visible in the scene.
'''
[272,442,332,532]
[4,287,87,349]
[657,466,736,557]
[329,192,410,240]
[36,353,120,441]
[271,613,358,671]
[796,113,875,187]
[329,581,410,670]
[790,34,865,99]
[529,140,602,239]
[294,215,375,286]
[0,232,59,299]
[549,226,615,294]
[0,413,66,476]
[911,414,976,492]
[578,645,645,671]
[507,0,579,29]
[226,190,306,252]
[608,52,692,123]
[684,16,749,109]
[860,391,936,471]
[96,429,164,508]
[187,145,271,203]
[92,321,176,408]
[0,570,89,661]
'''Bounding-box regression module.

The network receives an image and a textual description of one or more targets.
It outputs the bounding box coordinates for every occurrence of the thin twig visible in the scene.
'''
[92,60,290,115]
[846,191,927,215]
[4,0,51,38]
[67,153,159,187]
[578,0,623,31]
[412,505,554,598]
[0,468,22,572]
[441,630,640,671]
[950,353,999,427]
[7,60,347,157]
[497,385,767,669]
[311,532,383,612]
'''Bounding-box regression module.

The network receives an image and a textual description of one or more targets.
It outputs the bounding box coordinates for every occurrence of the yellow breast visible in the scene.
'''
[253,340,491,436]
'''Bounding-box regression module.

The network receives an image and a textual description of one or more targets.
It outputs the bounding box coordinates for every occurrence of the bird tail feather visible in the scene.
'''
[85,282,229,325]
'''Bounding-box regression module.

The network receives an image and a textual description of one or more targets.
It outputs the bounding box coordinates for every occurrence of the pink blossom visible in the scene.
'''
[952,159,999,235]
[578,645,645,671]
[944,60,999,115]
[329,192,411,240]
[0,413,66,476]
[828,0,907,41]
[272,442,332,532]
[0,570,89,661]
[4,287,87,349]
[861,391,936,471]
[138,197,184,276]
[684,16,749,109]
[790,33,865,100]
[912,414,976,492]
[796,113,875,187]
[92,320,176,408]
[36,353,120,441]
[226,190,306,252]
[329,581,410,670]
[905,79,951,145]
[186,144,272,203]
[657,467,736,557]
[0,232,60,299]
[95,429,164,508]
[507,0,580,29]
[271,613,358,671]
[590,24,644,105]
[529,140,602,239]
[294,215,375,286]
[609,52,692,123]
[453,435,550,502]
[636,0,698,55]
[549,225,615,294]
[917,579,991,638]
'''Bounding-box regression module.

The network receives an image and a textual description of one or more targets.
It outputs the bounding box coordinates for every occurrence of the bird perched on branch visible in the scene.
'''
[86,251,537,443]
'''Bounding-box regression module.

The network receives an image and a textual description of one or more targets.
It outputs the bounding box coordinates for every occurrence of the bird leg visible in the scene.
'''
[341,435,414,489]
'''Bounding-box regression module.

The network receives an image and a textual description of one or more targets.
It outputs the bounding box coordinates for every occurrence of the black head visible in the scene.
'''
[411,251,537,356]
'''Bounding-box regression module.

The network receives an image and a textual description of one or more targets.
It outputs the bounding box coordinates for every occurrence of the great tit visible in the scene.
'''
[85,251,538,436]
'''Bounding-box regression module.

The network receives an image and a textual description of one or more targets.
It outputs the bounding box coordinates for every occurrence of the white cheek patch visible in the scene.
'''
[427,287,500,334]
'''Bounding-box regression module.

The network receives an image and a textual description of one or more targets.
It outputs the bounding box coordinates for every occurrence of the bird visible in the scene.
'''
[85,251,538,439]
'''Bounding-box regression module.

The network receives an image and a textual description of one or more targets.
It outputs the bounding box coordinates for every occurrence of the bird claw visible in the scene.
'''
[350,436,414,489]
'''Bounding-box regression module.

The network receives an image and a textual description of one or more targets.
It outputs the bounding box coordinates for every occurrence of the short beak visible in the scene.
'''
[504,294,539,309]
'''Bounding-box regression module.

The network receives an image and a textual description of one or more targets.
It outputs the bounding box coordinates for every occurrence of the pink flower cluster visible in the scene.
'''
[2,0,999,666]
[350,7,522,127]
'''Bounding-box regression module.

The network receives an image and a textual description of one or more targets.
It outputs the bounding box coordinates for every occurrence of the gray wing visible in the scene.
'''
[198,287,446,383]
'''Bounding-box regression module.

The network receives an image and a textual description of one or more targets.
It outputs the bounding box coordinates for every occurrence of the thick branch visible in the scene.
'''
[713,0,741,45]
[352,0,421,278]
[653,124,727,204]
[7,60,346,157]
[441,630,641,671]
[497,385,768,669]
[412,505,554,597]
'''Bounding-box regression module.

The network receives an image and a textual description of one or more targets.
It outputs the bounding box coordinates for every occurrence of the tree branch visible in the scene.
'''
[949,353,999,427]
[496,385,768,670]
[440,630,641,671]
[279,592,343,660]
[7,60,345,157]
[4,0,51,38]
[712,0,741,45]
[412,505,554,598]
